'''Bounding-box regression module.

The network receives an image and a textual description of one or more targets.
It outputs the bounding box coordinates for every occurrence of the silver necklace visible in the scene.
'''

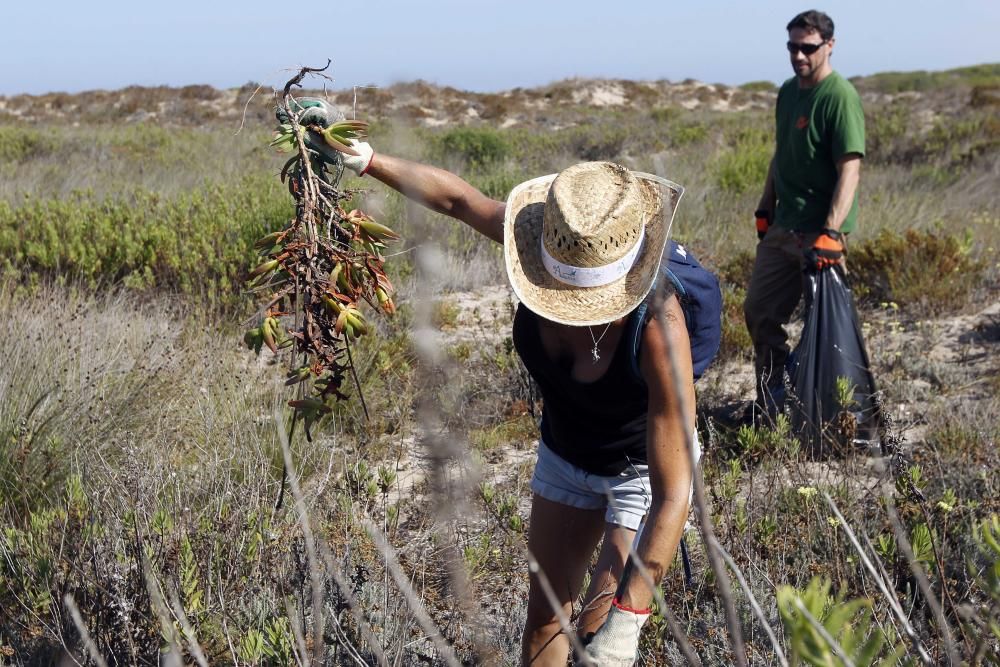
[588,323,613,364]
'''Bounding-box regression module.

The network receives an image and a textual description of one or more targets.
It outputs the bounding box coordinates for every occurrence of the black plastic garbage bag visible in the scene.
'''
[788,266,878,456]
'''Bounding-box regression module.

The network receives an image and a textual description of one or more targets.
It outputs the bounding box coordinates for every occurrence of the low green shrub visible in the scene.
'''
[868,106,999,170]
[716,249,756,287]
[716,284,752,362]
[432,298,461,329]
[670,122,710,147]
[865,104,912,162]
[107,122,175,158]
[468,414,536,452]
[970,84,1000,108]
[649,107,681,123]
[467,167,526,200]
[0,176,291,308]
[507,122,629,165]
[178,84,222,100]
[851,64,1000,94]
[850,228,986,315]
[560,124,629,161]
[920,114,1000,168]
[428,126,510,169]
[709,250,757,364]
[739,80,778,93]
[713,127,772,194]
[0,126,59,163]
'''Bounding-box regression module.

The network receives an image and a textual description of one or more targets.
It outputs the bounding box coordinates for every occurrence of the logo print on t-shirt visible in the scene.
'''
[795,116,809,130]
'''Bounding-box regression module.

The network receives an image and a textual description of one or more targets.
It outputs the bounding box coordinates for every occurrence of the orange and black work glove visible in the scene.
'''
[754,209,771,240]
[805,228,844,271]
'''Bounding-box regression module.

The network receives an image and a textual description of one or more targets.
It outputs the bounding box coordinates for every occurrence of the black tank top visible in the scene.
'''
[512,304,648,475]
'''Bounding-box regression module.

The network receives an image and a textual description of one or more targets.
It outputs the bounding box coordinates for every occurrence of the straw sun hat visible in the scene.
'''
[504,161,684,327]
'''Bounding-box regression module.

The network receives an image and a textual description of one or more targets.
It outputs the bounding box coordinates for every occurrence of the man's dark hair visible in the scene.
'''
[787,10,835,41]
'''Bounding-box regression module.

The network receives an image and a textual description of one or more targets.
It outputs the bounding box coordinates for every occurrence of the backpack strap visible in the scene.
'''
[626,302,649,383]
[627,269,686,383]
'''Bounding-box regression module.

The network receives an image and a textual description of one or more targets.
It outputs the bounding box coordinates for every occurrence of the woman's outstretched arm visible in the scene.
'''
[365,153,506,244]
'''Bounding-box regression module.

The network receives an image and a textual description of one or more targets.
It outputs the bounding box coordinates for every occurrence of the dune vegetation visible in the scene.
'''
[0,66,998,665]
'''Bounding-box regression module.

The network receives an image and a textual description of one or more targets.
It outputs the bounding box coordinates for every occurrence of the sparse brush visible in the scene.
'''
[850,228,988,316]
[0,69,998,667]
[777,577,904,666]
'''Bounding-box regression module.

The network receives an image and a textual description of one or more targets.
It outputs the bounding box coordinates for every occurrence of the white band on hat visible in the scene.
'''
[540,227,645,288]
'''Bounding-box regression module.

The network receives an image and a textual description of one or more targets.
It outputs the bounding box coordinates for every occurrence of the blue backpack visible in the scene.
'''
[626,241,723,382]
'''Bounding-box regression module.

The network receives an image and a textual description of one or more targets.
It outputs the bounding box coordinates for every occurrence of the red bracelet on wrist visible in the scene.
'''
[358,152,374,177]
[612,597,653,615]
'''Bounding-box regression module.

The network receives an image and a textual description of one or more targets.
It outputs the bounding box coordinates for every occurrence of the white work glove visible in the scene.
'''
[578,599,651,666]
[276,98,374,175]
[339,139,374,176]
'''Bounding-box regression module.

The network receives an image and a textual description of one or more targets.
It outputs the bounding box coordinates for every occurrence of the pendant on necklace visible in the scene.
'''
[588,322,611,365]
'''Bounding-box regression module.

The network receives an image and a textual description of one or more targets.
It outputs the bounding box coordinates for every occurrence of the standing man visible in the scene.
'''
[744,9,865,419]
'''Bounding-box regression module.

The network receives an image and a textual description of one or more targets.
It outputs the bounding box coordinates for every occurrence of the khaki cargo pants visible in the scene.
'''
[742,226,847,405]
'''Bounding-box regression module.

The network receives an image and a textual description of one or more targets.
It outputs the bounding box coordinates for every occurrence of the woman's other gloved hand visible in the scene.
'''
[576,598,651,667]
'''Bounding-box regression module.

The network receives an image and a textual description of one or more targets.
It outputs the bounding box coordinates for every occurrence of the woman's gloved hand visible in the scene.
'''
[576,599,651,666]
[274,97,374,175]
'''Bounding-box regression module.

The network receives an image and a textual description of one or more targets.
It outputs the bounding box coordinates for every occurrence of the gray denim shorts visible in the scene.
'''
[529,435,702,531]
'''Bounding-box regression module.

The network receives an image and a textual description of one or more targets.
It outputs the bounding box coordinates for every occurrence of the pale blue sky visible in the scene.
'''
[2,1,998,96]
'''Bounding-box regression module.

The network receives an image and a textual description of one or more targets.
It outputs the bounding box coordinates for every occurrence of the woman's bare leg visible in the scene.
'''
[522,495,605,666]
[577,522,637,638]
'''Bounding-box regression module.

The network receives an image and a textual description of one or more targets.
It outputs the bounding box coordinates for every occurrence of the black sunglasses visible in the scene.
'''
[787,41,826,55]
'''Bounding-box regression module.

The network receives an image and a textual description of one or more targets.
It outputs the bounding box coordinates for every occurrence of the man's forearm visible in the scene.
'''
[757,156,777,213]
[824,156,861,231]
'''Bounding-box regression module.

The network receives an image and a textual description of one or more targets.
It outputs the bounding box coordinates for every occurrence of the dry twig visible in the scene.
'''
[885,499,961,666]
[823,493,936,665]
[275,410,326,667]
[649,264,749,667]
[63,594,110,667]
[363,519,462,667]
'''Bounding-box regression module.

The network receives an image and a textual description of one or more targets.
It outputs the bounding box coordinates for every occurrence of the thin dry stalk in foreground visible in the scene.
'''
[409,240,496,664]
[792,598,856,666]
[884,499,961,666]
[139,548,188,664]
[715,546,789,667]
[275,408,326,667]
[524,550,593,665]
[621,533,704,666]
[648,273,749,667]
[168,591,210,667]
[63,594,110,667]
[363,519,462,667]
[823,493,936,665]
[317,544,391,667]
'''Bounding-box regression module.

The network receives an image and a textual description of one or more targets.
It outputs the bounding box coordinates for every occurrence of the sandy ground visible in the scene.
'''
[374,288,999,512]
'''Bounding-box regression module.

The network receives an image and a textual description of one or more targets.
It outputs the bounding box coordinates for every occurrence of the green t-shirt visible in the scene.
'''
[773,71,865,233]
